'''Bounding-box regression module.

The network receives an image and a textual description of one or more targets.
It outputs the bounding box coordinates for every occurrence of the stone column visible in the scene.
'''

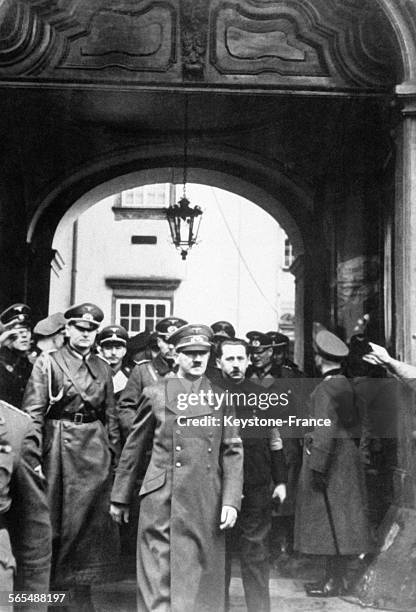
[394,83,416,364]
[392,82,416,506]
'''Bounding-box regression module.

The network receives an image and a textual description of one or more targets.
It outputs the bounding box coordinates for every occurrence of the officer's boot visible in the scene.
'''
[305,556,346,597]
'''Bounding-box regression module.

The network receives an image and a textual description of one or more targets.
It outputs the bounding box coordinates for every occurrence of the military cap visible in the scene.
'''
[169,324,212,351]
[0,303,31,329]
[246,331,272,352]
[64,303,104,330]
[314,330,349,361]
[156,317,188,338]
[266,331,289,348]
[211,321,236,339]
[98,324,129,346]
[34,312,66,337]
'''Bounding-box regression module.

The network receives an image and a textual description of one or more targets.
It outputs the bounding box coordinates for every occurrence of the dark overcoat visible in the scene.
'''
[247,367,303,516]
[0,400,51,611]
[22,344,120,587]
[294,374,373,556]
[112,376,244,612]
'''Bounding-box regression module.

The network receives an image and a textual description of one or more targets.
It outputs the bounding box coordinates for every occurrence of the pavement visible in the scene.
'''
[92,558,371,612]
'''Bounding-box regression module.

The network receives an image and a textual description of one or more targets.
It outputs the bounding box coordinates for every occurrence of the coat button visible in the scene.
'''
[175,461,181,467]
[175,445,181,451]
[176,430,181,435]
[207,464,211,469]
[208,448,212,453]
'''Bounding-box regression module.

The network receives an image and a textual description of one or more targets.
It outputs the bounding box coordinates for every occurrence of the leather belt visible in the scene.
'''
[50,412,99,424]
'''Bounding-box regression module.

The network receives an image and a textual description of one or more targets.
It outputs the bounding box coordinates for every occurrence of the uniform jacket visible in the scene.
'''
[0,347,33,408]
[247,365,303,515]
[294,374,373,556]
[0,401,51,608]
[22,344,120,587]
[117,353,173,443]
[112,375,243,612]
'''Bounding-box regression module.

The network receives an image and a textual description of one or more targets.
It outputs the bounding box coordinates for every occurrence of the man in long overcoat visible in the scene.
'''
[294,330,373,597]
[0,400,52,612]
[22,303,120,611]
[110,323,243,612]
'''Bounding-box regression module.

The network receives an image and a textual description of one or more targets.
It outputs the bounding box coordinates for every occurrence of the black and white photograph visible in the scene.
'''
[0,1,415,611]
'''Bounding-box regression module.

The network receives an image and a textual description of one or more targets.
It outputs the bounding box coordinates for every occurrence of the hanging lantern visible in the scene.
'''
[166,196,202,260]
[165,95,203,260]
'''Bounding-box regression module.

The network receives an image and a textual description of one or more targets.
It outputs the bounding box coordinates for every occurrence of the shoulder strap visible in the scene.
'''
[146,362,159,383]
[50,350,90,403]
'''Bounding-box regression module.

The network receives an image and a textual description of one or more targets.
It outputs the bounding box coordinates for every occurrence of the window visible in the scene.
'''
[115,298,171,334]
[120,184,169,208]
[284,238,294,269]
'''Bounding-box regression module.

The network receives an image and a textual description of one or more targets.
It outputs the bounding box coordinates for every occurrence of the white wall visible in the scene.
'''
[49,184,294,337]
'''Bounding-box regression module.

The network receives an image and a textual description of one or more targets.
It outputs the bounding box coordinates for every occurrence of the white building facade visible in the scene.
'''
[50,184,295,339]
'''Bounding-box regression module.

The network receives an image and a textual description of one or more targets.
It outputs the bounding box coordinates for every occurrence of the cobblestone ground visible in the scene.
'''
[93,559,369,612]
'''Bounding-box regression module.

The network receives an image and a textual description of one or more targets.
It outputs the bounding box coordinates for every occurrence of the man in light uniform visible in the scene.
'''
[110,324,243,612]
[117,317,187,443]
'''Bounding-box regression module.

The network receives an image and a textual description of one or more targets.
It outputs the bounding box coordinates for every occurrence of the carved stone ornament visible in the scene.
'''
[207,0,400,89]
[180,0,209,80]
[0,0,179,80]
[0,0,402,89]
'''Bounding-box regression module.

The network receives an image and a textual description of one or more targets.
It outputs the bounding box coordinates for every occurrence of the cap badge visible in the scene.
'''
[190,335,205,344]
[252,339,260,347]
[18,314,24,321]
[167,325,177,334]
[82,313,93,321]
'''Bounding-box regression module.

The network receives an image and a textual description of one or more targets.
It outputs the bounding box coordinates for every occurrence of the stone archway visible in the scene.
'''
[27,144,315,368]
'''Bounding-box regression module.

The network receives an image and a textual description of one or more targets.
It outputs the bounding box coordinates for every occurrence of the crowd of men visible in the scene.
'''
[0,302,404,611]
